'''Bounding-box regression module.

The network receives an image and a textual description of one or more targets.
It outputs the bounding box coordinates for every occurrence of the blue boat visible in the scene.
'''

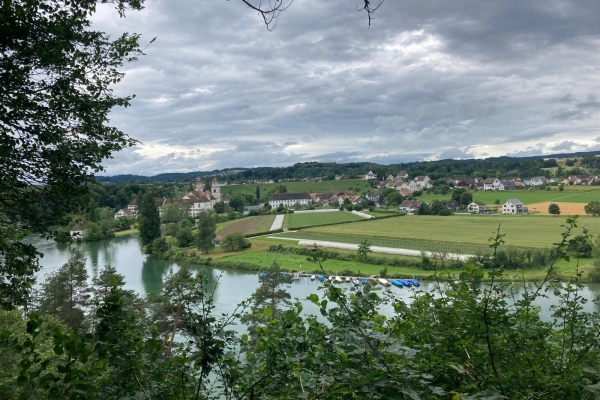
[259,271,267,277]
[361,278,369,285]
[399,279,412,287]
[411,278,421,287]
[317,275,324,282]
[390,279,404,288]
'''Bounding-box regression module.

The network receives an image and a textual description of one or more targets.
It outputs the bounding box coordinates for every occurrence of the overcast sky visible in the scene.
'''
[94,0,600,175]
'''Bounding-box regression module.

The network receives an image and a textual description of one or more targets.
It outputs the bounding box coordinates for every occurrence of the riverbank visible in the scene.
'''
[166,237,596,283]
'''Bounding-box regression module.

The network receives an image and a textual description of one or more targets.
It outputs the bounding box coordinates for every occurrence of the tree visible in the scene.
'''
[451,187,467,202]
[276,184,288,193]
[176,226,195,247]
[548,203,561,216]
[256,185,261,202]
[567,235,593,258]
[385,191,404,207]
[459,192,473,206]
[222,232,251,251]
[416,203,431,215]
[138,192,161,245]
[566,159,575,166]
[494,198,501,205]
[584,201,600,216]
[357,240,372,260]
[195,211,216,253]
[214,201,227,214]
[0,0,144,308]
[87,199,98,222]
[229,194,245,211]
[37,249,91,334]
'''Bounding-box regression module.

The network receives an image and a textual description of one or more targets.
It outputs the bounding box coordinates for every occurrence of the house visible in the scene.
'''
[114,208,136,219]
[529,176,548,186]
[386,174,395,181]
[396,171,409,179]
[361,171,377,180]
[349,195,366,204]
[399,188,412,198]
[398,200,425,213]
[483,178,496,191]
[400,180,419,193]
[500,180,517,190]
[365,192,381,206]
[444,177,456,185]
[443,200,459,211]
[502,199,528,214]
[127,199,138,213]
[414,176,432,189]
[335,174,350,181]
[456,179,474,188]
[568,175,581,185]
[467,201,488,214]
[268,193,312,208]
[70,222,86,238]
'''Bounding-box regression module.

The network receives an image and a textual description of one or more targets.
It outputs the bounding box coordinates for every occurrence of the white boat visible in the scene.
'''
[310,275,316,281]
[328,276,334,282]
[293,274,300,280]
[345,276,351,282]
[352,278,360,285]
[378,278,391,286]
[335,276,342,282]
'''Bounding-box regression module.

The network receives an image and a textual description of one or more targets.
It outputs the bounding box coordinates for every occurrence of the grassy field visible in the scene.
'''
[417,186,600,205]
[289,214,600,250]
[221,179,372,197]
[114,229,138,237]
[215,215,276,238]
[287,211,365,229]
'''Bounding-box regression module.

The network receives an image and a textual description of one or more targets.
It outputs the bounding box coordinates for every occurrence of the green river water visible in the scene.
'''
[31,234,600,319]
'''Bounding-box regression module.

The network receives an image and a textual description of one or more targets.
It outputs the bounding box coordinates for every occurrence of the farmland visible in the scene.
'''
[215,215,275,238]
[287,211,365,229]
[220,179,372,198]
[282,214,600,250]
[418,186,600,205]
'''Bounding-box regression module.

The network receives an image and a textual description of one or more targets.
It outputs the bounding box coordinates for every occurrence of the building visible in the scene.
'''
[467,201,488,214]
[361,171,377,180]
[414,176,432,189]
[269,192,312,208]
[443,200,459,211]
[502,199,528,214]
[398,200,425,213]
[114,208,136,219]
[69,222,86,238]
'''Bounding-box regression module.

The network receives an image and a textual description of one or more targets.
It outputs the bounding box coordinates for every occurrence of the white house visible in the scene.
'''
[529,176,548,186]
[396,171,409,179]
[398,200,425,213]
[502,199,528,214]
[269,193,312,208]
[414,176,432,189]
[399,180,419,193]
[114,208,136,219]
[361,171,377,180]
[467,201,488,214]
[70,222,86,238]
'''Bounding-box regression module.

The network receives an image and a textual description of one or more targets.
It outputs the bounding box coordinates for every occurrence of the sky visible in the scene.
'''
[94,0,600,176]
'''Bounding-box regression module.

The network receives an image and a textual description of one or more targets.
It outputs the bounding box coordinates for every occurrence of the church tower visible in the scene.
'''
[211,177,221,201]
[195,178,203,191]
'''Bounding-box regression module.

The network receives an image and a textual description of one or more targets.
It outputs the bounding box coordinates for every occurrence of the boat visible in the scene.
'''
[328,276,334,282]
[361,278,369,285]
[345,276,351,282]
[317,275,325,282]
[293,274,300,280]
[411,278,421,287]
[259,271,267,277]
[378,278,391,286]
[390,279,404,288]
[352,278,360,285]
[310,275,316,281]
[399,279,412,287]
[335,276,342,282]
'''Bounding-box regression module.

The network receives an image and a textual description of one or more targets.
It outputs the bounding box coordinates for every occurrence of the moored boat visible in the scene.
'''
[378,278,391,286]
[352,278,360,285]
[345,276,351,282]
[361,278,369,285]
[390,279,404,288]
[399,279,412,287]
[310,275,316,281]
[317,275,325,282]
[293,274,300,280]
[259,271,267,277]
[411,278,421,287]
[328,276,334,282]
[335,276,342,282]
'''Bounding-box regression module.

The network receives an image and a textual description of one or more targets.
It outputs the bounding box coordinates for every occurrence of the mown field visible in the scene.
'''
[289,214,600,249]
[215,215,275,238]
[221,179,372,197]
[287,211,365,229]
[418,186,600,205]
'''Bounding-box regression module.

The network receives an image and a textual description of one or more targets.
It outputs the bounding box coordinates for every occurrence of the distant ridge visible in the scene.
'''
[95,151,600,184]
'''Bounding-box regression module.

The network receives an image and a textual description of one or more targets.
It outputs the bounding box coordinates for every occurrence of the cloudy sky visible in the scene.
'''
[94,0,600,175]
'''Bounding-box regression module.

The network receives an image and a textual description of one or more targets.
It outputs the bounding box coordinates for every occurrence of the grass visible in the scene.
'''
[215,215,276,237]
[290,214,600,250]
[221,179,372,198]
[417,186,600,205]
[114,229,138,237]
[287,211,364,229]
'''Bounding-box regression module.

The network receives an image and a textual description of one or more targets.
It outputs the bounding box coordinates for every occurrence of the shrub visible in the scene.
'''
[567,235,593,258]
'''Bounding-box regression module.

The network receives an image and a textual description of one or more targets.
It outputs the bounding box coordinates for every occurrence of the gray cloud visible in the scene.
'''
[92,0,600,175]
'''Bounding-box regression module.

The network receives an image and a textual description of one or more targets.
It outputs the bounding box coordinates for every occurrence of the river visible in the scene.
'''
[31,234,600,319]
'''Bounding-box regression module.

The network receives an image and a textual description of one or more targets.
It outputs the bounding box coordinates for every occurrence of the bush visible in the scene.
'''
[222,232,252,252]
[567,235,593,258]
[588,261,600,282]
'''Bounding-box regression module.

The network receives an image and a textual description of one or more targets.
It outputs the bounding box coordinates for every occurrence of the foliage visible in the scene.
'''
[213,201,227,214]
[567,235,593,258]
[549,202,561,215]
[585,201,600,216]
[222,232,252,251]
[459,191,473,205]
[195,211,216,253]
[357,239,372,260]
[138,191,161,245]
[161,201,191,223]
[588,260,600,282]
[228,193,245,211]
[176,226,195,247]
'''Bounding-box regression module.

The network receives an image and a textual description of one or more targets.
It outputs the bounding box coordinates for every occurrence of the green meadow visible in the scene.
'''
[287,211,365,229]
